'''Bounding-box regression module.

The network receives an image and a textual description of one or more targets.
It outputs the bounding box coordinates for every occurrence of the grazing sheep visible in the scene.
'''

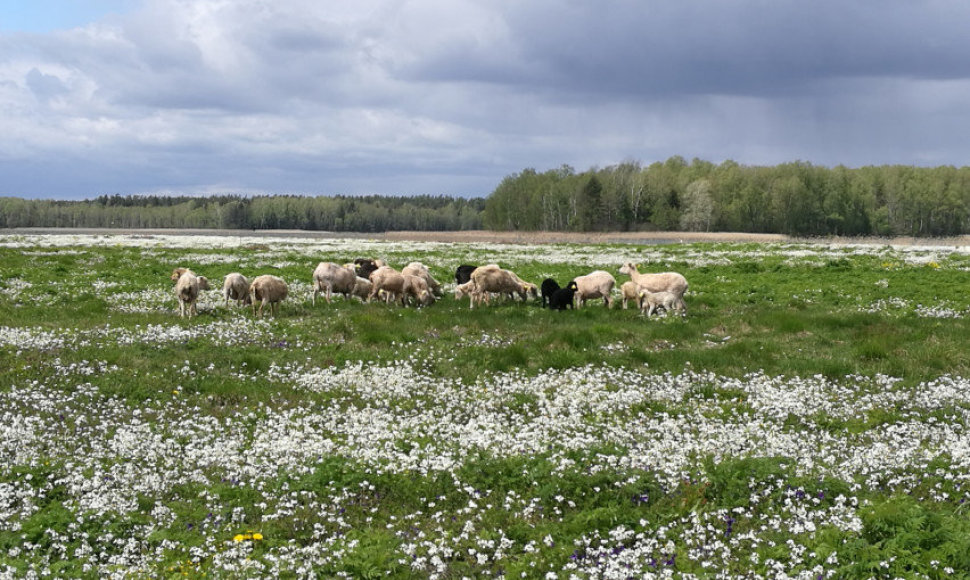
[351,276,372,302]
[174,269,210,318]
[540,278,561,308]
[639,289,685,317]
[354,258,386,281]
[250,275,288,318]
[454,280,478,306]
[468,266,533,308]
[312,262,357,305]
[619,262,688,313]
[402,262,442,297]
[222,273,251,307]
[549,280,578,311]
[619,281,640,310]
[507,272,539,302]
[455,264,478,285]
[403,274,435,307]
[572,270,616,308]
[368,266,409,306]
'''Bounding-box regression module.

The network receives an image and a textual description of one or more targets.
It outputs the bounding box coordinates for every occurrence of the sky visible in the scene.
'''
[2,0,970,200]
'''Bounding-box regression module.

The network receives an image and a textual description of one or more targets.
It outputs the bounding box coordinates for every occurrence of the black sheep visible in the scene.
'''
[354,258,381,280]
[455,264,478,285]
[540,278,560,308]
[549,280,578,311]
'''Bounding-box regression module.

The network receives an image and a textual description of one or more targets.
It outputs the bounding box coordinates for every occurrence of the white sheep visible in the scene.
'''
[454,280,478,306]
[312,262,357,305]
[572,270,616,308]
[174,269,210,318]
[619,262,688,313]
[639,289,685,317]
[619,280,640,310]
[222,272,250,307]
[250,275,288,318]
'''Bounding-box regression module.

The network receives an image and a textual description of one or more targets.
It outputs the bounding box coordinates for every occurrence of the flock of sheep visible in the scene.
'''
[168,259,689,319]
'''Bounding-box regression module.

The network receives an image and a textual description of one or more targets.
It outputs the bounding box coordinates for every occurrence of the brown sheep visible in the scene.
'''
[249,275,288,318]
[402,262,442,297]
[468,266,533,309]
[403,274,435,307]
[222,273,251,307]
[619,280,640,310]
[367,266,408,306]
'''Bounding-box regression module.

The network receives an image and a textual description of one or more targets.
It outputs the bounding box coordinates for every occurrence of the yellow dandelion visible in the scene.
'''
[252,532,263,541]
[233,534,245,542]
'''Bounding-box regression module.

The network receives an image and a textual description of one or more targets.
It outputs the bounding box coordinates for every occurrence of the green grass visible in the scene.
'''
[5,238,970,576]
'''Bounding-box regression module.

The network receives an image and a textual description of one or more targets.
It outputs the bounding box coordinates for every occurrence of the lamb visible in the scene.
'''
[548,280,578,311]
[468,266,533,308]
[367,266,409,306]
[540,278,560,308]
[351,276,372,302]
[312,262,357,305]
[454,280,477,305]
[619,262,688,313]
[174,269,210,318]
[619,281,640,310]
[639,289,685,317]
[222,272,251,307]
[402,262,442,297]
[249,274,288,318]
[571,270,616,308]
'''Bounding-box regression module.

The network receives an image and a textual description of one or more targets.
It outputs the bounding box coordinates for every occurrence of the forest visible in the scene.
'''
[0,194,484,232]
[4,158,970,236]
[483,158,970,236]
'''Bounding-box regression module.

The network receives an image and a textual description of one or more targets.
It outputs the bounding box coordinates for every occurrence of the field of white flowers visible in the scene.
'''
[2,233,970,578]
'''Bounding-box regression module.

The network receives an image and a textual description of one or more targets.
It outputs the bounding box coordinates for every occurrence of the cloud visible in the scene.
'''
[2,0,970,199]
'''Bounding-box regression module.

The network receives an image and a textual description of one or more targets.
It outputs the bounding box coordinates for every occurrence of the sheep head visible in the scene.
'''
[170,267,189,282]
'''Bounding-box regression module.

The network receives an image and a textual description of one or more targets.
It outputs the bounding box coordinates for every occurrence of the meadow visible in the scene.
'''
[3,232,970,578]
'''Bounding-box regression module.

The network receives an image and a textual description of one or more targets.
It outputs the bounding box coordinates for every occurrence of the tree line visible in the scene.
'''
[0,194,484,232]
[4,158,970,236]
[482,158,970,236]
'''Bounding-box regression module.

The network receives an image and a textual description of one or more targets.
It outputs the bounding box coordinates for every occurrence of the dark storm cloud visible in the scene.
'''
[3,0,970,199]
[402,1,970,99]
